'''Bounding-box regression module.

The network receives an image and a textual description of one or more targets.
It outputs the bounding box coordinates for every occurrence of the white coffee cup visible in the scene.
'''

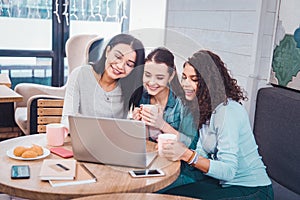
[141,104,161,140]
[46,123,68,146]
[158,133,177,157]
[141,104,158,120]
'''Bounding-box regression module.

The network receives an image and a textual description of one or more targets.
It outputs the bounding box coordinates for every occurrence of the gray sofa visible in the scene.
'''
[253,86,300,200]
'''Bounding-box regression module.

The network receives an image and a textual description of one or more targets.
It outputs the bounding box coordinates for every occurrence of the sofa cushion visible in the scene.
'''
[271,179,300,200]
[14,107,28,135]
[254,87,300,196]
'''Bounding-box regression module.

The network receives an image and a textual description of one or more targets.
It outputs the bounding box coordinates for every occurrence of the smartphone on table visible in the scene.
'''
[128,169,165,178]
[11,165,30,179]
[50,147,73,158]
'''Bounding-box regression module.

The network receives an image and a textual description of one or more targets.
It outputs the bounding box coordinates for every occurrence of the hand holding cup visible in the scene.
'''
[141,104,165,129]
[157,133,177,157]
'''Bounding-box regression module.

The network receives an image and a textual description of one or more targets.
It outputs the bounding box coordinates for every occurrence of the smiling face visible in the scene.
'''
[143,61,172,96]
[104,43,137,80]
[181,62,199,101]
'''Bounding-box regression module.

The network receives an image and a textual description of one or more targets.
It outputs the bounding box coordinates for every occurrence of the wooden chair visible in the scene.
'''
[36,99,64,133]
[27,97,64,134]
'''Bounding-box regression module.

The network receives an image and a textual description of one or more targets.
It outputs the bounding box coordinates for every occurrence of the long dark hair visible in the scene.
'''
[91,34,145,111]
[186,50,247,129]
[129,47,183,107]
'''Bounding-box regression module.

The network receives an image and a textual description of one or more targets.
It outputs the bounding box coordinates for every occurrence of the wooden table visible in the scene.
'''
[0,85,23,103]
[0,74,11,88]
[0,134,180,200]
[73,193,198,200]
[0,75,23,138]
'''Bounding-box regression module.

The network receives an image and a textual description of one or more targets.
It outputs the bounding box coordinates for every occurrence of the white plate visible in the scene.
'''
[7,147,50,161]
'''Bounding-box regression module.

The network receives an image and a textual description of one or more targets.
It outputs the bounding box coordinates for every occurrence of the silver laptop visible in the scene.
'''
[68,115,157,168]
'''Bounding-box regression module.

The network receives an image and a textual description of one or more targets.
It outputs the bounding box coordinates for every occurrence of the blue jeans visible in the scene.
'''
[163,177,274,200]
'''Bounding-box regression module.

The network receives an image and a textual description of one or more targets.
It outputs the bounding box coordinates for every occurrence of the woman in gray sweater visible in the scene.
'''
[61,34,145,129]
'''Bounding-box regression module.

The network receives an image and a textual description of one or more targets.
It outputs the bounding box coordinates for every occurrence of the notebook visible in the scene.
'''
[39,159,76,180]
[49,163,96,187]
[68,115,157,168]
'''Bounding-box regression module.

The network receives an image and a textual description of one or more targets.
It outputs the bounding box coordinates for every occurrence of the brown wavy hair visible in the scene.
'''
[186,50,247,129]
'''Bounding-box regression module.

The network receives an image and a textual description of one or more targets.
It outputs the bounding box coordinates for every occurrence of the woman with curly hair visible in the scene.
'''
[161,50,273,199]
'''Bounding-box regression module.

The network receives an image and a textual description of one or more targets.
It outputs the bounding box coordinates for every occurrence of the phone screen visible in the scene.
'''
[129,169,165,178]
[134,169,161,175]
[11,165,30,179]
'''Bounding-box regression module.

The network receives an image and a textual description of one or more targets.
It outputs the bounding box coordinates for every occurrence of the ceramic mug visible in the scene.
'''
[157,133,177,157]
[141,104,161,140]
[141,104,159,119]
[46,123,68,146]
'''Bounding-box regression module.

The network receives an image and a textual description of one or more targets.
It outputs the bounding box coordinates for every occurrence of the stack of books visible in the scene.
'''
[39,159,97,187]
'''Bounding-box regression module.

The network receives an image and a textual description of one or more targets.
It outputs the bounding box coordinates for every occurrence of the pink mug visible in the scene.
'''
[46,123,68,146]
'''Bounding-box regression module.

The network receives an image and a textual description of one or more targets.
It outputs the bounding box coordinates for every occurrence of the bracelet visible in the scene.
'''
[187,150,196,165]
[191,153,199,167]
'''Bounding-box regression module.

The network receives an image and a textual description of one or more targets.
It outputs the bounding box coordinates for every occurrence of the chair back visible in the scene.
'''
[37,99,64,133]
[65,34,98,74]
[30,98,64,133]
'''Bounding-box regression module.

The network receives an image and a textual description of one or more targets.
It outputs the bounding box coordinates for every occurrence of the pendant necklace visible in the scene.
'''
[98,78,113,102]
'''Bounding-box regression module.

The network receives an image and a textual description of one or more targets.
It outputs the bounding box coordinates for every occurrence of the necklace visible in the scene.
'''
[97,77,115,102]
[103,91,110,101]
[99,81,111,101]
[93,71,112,101]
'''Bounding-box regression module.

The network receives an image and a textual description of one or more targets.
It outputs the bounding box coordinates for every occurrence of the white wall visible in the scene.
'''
[128,0,167,53]
[165,0,278,125]
[129,0,167,31]
[128,0,279,125]
[279,0,300,34]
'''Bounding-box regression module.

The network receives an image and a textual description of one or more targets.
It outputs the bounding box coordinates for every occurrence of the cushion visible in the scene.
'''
[254,87,300,196]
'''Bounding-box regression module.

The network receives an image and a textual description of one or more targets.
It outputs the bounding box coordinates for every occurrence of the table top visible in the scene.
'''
[73,193,198,200]
[0,85,23,103]
[0,134,180,200]
[0,74,11,88]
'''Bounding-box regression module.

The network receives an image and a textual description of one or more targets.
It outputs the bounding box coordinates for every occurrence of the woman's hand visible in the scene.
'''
[161,140,189,161]
[132,107,142,120]
[141,105,165,130]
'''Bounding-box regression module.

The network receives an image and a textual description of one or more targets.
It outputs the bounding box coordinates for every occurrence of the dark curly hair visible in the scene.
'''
[186,50,247,129]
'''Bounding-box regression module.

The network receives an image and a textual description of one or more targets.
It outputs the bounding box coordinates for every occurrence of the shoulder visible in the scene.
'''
[170,95,192,117]
[70,65,93,76]
[215,99,245,114]
[67,65,96,87]
[212,100,248,124]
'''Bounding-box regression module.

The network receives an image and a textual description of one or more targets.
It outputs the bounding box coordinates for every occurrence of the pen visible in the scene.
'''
[80,163,97,181]
[56,163,69,171]
[127,104,134,120]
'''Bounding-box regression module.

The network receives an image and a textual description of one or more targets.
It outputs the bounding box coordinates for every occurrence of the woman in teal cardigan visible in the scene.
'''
[129,47,201,189]
[129,47,198,149]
